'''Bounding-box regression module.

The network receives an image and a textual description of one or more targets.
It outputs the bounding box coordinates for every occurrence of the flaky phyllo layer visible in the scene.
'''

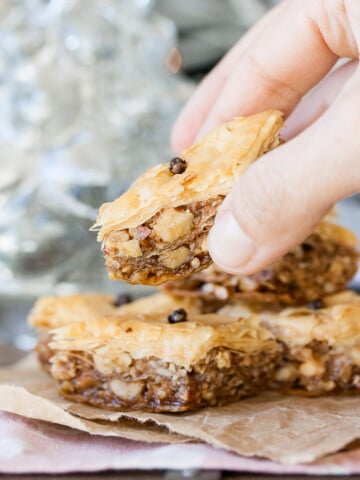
[93,110,283,285]
[39,311,281,412]
[28,292,202,331]
[49,313,278,371]
[31,290,360,411]
[220,291,360,394]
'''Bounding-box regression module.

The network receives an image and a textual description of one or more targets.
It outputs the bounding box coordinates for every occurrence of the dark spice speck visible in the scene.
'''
[169,157,187,175]
[168,308,188,324]
[303,243,315,252]
[307,299,324,310]
[114,294,132,307]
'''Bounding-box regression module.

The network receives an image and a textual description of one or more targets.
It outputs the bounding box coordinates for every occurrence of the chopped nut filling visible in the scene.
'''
[43,343,281,412]
[103,196,224,285]
[36,334,53,373]
[270,341,360,395]
[153,209,194,243]
[164,230,359,305]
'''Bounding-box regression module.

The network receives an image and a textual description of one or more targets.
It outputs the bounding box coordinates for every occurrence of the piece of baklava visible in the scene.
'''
[29,292,202,331]
[164,221,358,305]
[29,292,204,373]
[93,110,283,285]
[44,312,281,412]
[29,293,121,331]
[220,291,360,395]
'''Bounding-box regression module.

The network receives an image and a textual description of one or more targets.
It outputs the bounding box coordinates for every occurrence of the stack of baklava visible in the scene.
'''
[29,111,360,413]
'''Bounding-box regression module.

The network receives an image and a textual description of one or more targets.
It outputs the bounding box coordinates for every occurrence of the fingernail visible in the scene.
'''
[208,211,256,273]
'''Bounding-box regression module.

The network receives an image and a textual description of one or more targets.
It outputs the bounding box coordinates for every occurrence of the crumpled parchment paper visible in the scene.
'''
[1,353,360,465]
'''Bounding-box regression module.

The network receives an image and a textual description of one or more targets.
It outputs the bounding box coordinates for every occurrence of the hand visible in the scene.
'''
[171,0,360,275]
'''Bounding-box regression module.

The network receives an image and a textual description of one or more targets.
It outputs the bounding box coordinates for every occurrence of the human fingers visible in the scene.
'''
[283,59,358,140]
[171,1,286,153]
[208,70,360,275]
[197,0,358,139]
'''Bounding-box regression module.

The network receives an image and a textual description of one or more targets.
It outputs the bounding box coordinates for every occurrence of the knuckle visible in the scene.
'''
[244,53,302,106]
[307,0,358,58]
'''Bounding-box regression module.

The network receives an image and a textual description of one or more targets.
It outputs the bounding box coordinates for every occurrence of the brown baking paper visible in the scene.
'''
[1,353,360,464]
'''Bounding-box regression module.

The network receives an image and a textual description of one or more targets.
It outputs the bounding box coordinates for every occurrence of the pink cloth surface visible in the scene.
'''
[1,410,360,475]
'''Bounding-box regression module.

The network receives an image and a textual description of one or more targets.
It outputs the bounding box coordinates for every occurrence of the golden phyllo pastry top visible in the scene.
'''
[49,313,280,370]
[29,292,201,330]
[94,110,283,237]
[260,292,360,349]
[220,291,360,349]
[28,293,116,330]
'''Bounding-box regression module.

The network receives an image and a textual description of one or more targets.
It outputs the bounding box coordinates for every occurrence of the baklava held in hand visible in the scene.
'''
[94,110,283,285]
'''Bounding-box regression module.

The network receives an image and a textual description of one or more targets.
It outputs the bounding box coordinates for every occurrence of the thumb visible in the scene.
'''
[208,74,360,275]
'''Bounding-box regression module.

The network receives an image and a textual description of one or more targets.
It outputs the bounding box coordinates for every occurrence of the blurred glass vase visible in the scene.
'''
[0,0,192,297]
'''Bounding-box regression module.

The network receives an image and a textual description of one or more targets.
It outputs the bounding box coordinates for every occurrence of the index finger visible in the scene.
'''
[175,0,359,148]
[171,1,286,153]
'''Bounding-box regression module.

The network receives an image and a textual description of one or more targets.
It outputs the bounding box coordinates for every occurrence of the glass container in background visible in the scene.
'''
[0,0,193,300]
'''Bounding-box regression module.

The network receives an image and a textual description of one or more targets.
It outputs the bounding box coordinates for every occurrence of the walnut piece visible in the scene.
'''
[116,231,130,242]
[299,358,325,377]
[110,379,144,400]
[215,350,232,369]
[153,208,194,242]
[162,246,190,269]
[116,239,142,258]
[94,350,132,375]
